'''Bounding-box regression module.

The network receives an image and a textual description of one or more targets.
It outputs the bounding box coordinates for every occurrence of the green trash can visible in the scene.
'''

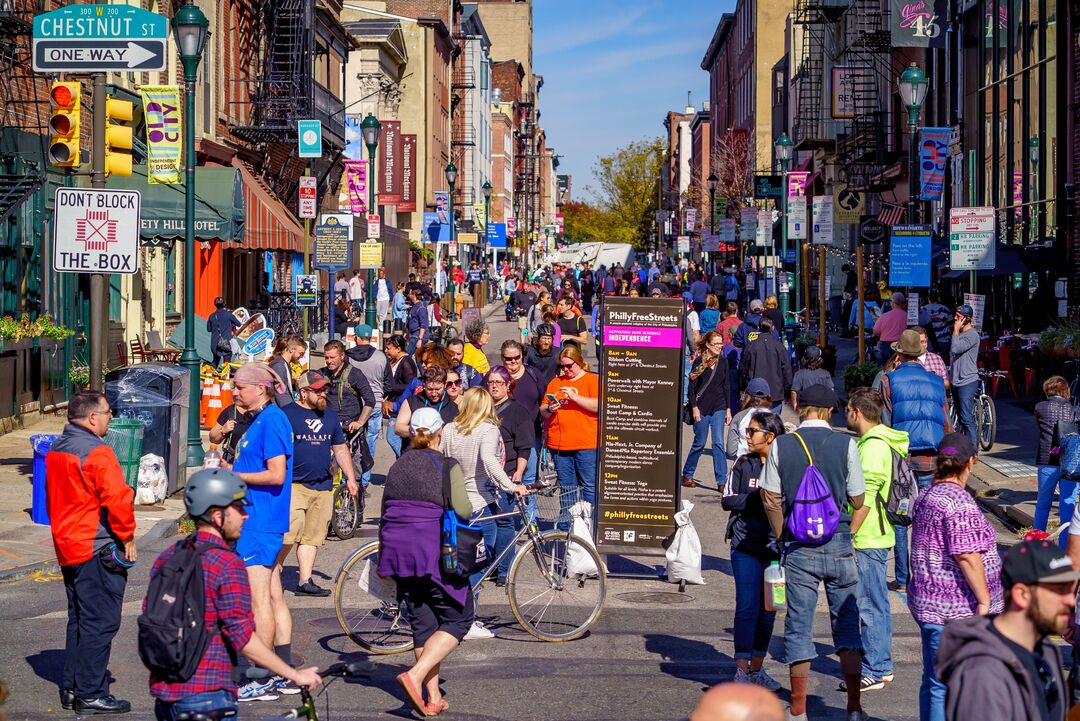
[104,418,145,492]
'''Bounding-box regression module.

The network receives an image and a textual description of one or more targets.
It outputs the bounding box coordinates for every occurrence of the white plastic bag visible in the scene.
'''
[357,555,397,604]
[665,500,706,585]
[135,453,168,505]
[565,500,604,577]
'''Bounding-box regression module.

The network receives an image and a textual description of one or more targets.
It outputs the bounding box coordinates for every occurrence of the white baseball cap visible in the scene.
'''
[409,407,444,436]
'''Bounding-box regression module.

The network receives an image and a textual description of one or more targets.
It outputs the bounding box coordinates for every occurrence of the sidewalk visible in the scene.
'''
[965,397,1041,530]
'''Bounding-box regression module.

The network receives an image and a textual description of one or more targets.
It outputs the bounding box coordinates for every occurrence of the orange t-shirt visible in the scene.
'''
[544,372,599,451]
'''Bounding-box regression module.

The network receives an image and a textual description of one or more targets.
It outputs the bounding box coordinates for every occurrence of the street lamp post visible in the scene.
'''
[361,114,381,329]
[898,62,928,224]
[707,172,718,270]
[1029,134,1039,244]
[482,180,492,303]
[445,163,457,320]
[172,0,209,469]
[774,133,793,319]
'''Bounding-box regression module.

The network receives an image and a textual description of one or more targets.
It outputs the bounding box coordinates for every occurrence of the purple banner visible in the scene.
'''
[919,127,949,201]
[344,159,367,215]
[603,325,682,348]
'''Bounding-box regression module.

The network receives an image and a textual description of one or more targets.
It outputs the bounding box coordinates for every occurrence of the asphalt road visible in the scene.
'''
[0,311,1031,721]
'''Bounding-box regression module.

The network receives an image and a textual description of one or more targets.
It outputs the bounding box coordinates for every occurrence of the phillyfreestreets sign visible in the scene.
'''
[53,188,141,274]
[33,5,168,72]
[596,297,684,555]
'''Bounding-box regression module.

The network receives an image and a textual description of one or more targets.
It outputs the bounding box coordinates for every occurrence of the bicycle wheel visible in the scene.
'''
[978,394,997,452]
[507,530,606,642]
[333,542,414,654]
[946,399,958,432]
[330,483,362,540]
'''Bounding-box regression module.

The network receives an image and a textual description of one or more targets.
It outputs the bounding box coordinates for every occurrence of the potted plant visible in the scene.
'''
[843,361,881,392]
[68,359,90,389]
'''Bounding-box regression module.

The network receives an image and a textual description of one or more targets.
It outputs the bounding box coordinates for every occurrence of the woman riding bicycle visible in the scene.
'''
[378,407,473,717]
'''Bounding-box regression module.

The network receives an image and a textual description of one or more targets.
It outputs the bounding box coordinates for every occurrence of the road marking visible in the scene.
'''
[0,547,24,560]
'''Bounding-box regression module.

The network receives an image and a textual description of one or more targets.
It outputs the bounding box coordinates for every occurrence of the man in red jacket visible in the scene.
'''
[46,390,137,714]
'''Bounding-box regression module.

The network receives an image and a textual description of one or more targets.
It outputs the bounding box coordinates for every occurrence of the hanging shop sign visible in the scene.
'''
[834,184,865,224]
[890,0,947,48]
[753,175,783,200]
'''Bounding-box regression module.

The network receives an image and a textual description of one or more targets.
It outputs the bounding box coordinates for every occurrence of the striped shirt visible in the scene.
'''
[441,421,514,511]
[908,482,1003,625]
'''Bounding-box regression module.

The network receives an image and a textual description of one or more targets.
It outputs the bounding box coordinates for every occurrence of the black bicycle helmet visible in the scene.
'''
[535,323,556,338]
[184,467,251,519]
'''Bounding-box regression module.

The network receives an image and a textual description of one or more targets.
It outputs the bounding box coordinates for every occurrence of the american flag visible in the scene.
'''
[877,203,907,226]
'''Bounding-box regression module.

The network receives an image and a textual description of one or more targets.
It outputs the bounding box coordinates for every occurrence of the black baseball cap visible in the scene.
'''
[937,432,976,464]
[798,384,837,408]
[1002,538,1080,589]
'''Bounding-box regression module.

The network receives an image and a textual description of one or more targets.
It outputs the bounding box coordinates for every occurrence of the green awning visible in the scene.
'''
[76,166,244,243]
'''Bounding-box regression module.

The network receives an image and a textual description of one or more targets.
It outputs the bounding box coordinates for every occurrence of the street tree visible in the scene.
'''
[586,137,664,251]
[561,201,607,243]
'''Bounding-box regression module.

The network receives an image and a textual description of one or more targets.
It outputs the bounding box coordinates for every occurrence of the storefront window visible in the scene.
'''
[165,243,176,314]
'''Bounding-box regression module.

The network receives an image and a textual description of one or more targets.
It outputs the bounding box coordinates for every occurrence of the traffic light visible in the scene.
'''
[48,81,80,168]
[104,96,133,177]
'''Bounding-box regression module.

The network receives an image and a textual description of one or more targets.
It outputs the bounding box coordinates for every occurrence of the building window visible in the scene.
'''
[165,243,176,313]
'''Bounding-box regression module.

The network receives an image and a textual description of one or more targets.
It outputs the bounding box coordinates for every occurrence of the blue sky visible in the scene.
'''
[534,0,734,203]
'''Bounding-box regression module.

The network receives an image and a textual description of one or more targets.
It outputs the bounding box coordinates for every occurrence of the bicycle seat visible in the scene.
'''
[174,710,236,721]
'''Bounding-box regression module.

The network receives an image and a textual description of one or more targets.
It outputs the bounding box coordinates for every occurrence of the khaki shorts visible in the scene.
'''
[284,483,333,547]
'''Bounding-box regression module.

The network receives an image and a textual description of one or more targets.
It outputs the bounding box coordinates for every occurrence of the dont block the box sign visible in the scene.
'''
[53,187,141,274]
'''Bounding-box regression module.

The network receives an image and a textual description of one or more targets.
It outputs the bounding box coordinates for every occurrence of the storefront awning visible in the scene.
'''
[234,160,306,253]
[76,166,244,244]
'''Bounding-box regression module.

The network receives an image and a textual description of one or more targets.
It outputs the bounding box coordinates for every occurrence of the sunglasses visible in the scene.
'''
[559,362,576,369]
[486,380,507,387]
[446,379,462,387]
[746,427,772,437]
[502,355,522,362]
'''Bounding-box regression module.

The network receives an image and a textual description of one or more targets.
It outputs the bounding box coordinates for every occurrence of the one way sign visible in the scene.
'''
[33,40,165,72]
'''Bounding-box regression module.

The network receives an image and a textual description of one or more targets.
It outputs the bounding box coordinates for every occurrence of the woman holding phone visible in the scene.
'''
[540,345,599,507]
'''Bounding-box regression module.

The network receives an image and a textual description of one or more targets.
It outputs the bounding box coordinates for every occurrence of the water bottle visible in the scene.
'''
[764,561,787,612]
[203,445,222,469]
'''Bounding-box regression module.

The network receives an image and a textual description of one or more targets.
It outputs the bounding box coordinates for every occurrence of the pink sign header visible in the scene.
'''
[603,325,682,348]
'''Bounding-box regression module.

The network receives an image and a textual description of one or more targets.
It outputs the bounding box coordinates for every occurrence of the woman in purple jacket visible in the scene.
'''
[378,407,473,717]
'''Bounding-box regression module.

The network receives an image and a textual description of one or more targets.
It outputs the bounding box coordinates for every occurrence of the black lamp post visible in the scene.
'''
[445,162,458,320]
[360,114,381,329]
[707,172,718,269]
[774,133,793,317]
[482,180,492,299]
[1029,134,1039,244]
[172,0,209,469]
[898,62,928,224]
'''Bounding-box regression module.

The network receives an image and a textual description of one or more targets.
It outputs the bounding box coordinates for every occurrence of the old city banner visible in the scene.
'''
[140,86,182,185]
[919,127,950,201]
[343,159,367,215]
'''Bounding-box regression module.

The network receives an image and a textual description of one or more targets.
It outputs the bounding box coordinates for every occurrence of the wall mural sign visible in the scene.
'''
[891,0,947,48]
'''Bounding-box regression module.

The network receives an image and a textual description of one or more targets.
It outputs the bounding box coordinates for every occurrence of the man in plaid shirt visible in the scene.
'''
[913,326,949,387]
[147,469,320,720]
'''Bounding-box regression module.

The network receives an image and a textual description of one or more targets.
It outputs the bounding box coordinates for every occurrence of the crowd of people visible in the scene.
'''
[41,254,1080,721]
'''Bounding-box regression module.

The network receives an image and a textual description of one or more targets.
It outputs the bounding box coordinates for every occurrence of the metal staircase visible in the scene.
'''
[0,0,45,222]
[792,0,845,150]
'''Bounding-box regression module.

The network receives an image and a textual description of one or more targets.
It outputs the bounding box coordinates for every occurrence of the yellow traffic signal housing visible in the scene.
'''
[105,97,133,177]
[48,81,80,168]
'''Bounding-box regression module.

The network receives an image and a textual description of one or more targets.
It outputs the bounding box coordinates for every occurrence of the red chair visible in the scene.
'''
[992,347,1019,398]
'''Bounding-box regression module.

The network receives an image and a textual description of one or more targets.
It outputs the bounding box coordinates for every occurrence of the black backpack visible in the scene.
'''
[877,448,919,531]
[137,535,214,681]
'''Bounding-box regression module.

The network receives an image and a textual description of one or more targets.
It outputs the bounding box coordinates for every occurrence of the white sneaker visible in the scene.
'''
[733,668,753,683]
[751,668,783,691]
[272,675,302,695]
[237,678,280,702]
[464,620,495,640]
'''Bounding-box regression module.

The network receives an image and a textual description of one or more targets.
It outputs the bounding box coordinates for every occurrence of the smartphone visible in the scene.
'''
[545,393,560,404]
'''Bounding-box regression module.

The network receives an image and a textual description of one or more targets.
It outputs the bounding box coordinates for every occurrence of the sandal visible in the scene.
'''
[424,699,450,716]
[395,672,430,717]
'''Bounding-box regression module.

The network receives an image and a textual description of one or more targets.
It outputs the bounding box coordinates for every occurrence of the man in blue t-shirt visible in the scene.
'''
[230,363,295,700]
[278,372,356,599]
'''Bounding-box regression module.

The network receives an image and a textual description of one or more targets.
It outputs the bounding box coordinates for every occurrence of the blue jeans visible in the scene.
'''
[952,381,979,448]
[1035,465,1077,546]
[782,532,861,665]
[682,411,728,486]
[385,420,403,458]
[682,353,691,406]
[917,620,945,721]
[730,549,777,659]
[856,548,892,679]
[154,690,237,721]
[361,412,382,486]
[893,470,934,587]
[470,497,516,586]
[552,448,597,507]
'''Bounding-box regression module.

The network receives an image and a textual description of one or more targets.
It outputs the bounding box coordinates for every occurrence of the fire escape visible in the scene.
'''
[835,0,895,192]
[515,94,537,244]
[230,0,347,205]
[0,0,47,222]
[451,35,476,214]
[792,0,845,152]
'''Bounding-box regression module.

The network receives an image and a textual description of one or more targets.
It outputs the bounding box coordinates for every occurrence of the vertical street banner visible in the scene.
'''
[891,0,946,48]
[597,297,685,555]
[400,134,417,212]
[343,160,367,215]
[507,216,517,236]
[379,120,402,204]
[787,171,810,198]
[556,213,564,235]
[141,86,182,185]
[685,208,697,233]
[434,191,449,225]
[919,127,950,201]
[812,195,834,245]
[740,207,756,241]
[714,197,729,229]
[1012,171,1024,218]
[344,115,364,161]
[473,202,487,230]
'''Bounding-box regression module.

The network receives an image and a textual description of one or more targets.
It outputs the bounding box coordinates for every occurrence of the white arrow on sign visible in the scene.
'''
[33,39,166,72]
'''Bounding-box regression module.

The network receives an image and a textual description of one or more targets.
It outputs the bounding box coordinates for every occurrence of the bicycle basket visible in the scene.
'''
[535,485,583,523]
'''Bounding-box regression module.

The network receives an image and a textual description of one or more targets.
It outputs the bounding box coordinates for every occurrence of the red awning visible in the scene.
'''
[233,160,305,252]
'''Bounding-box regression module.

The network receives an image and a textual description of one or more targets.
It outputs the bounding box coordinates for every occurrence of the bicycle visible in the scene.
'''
[173,661,374,721]
[328,429,367,541]
[332,482,606,653]
[946,368,1003,452]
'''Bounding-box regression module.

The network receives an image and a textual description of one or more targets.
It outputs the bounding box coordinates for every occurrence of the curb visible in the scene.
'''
[0,512,182,584]
[966,467,1035,532]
